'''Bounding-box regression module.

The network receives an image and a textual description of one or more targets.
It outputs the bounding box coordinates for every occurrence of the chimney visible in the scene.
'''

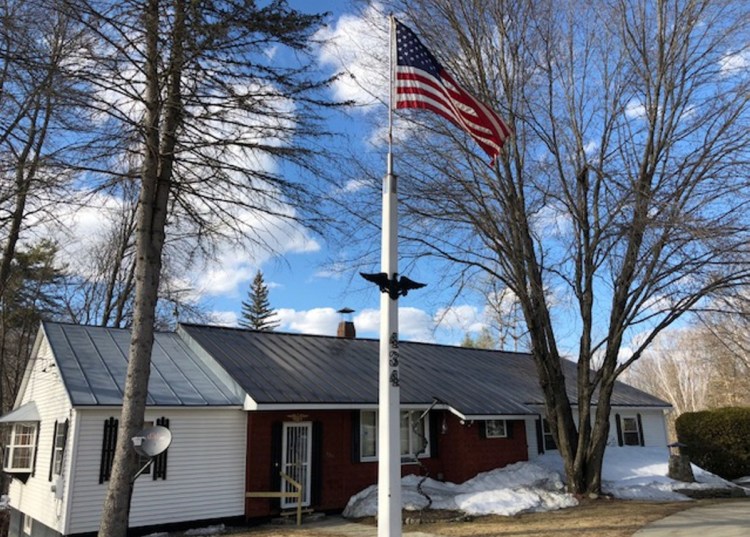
[336,308,356,339]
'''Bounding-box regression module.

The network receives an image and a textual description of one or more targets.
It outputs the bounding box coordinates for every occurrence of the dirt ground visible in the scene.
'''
[229,499,725,537]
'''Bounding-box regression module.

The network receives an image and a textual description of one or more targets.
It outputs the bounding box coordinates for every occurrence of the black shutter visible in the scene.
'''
[615,414,623,447]
[637,414,645,446]
[506,420,514,439]
[535,419,545,454]
[31,423,40,477]
[428,412,440,458]
[310,422,323,506]
[99,417,118,484]
[351,411,361,463]
[479,421,487,439]
[49,421,59,481]
[270,422,283,509]
[153,417,169,480]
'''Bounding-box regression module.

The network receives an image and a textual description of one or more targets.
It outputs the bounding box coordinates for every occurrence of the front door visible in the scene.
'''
[281,421,312,508]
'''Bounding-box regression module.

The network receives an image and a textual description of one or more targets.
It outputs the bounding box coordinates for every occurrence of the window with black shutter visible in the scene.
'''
[152,417,169,480]
[49,419,69,481]
[99,417,118,483]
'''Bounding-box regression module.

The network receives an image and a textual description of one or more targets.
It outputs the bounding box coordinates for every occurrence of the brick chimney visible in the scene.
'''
[336,308,356,339]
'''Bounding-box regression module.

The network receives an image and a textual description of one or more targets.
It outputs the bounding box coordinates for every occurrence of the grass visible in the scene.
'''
[226,499,732,537]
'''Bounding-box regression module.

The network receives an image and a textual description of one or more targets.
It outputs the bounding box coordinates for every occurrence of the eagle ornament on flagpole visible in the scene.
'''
[370,17,510,537]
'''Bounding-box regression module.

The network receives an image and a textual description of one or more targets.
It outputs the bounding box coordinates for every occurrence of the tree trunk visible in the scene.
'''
[97,0,183,535]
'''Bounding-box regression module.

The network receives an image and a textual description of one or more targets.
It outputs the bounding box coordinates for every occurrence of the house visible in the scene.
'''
[2,320,671,537]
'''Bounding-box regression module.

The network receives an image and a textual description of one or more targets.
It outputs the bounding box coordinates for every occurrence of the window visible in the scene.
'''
[484,420,507,438]
[22,514,32,535]
[99,417,118,483]
[3,423,38,472]
[542,419,557,451]
[136,421,154,475]
[359,410,430,462]
[360,410,377,459]
[99,417,169,483]
[49,420,69,480]
[400,411,428,462]
[621,416,642,446]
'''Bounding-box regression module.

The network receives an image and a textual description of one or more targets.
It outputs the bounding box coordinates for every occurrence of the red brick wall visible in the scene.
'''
[244,410,528,519]
[435,413,529,483]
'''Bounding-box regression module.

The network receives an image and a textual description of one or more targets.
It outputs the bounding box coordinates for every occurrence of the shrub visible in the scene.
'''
[675,407,750,480]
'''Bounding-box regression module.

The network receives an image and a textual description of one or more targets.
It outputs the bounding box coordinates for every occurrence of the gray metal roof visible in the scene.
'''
[0,402,40,423]
[178,324,669,416]
[43,322,242,407]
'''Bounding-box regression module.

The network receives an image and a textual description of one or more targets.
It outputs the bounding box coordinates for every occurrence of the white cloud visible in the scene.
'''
[315,3,390,109]
[207,310,239,327]
[313,262,350,280]
[277,307,340,336]
[435,305,485,333]
[355,307,437,342]
[35,185,319,303]
[400,307,437,342]
[583,140,599,156]
[625,100,646,119]
[273,306,435,343]
[719,50,750,75]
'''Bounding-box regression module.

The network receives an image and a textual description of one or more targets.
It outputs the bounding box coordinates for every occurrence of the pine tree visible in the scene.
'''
[240,271,279,331]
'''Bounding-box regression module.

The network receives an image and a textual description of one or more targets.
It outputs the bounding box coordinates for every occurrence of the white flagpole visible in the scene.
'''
[378,14,401,537]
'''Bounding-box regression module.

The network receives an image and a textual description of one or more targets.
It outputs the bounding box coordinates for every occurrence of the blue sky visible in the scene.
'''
[183,1,492,345]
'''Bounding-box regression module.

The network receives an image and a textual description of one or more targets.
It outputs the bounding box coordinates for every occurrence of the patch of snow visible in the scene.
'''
[343,461,577,518]
[343,446,740,519]
[183,524,225,536]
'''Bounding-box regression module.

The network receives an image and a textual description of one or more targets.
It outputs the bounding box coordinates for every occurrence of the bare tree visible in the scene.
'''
[39,1,340,534]
[339,0,750,494]
[624,330,713,418]
[0,0,94,415]
[625,311,750,436]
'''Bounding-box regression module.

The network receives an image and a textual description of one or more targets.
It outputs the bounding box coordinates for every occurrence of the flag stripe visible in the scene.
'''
[394,18,510,163]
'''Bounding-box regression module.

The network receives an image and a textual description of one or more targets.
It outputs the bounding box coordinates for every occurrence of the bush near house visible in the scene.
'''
[675,406,750,480]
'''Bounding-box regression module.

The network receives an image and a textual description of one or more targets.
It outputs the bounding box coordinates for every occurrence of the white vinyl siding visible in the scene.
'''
[607,410,668,448]
[7,336,73,535]
[66,407,246,534]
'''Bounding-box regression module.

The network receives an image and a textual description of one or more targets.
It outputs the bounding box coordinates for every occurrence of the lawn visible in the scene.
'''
[230,499,723,537]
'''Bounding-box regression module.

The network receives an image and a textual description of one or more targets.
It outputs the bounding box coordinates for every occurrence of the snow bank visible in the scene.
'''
[343,446,742,519]
[343,462,577,518]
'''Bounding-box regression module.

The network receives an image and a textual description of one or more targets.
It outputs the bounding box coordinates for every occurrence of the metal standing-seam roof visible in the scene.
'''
[42,321,242,407]
[178,323,670,417]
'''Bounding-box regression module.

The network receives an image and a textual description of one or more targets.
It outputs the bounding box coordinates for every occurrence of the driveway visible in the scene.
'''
[632,500,750,537]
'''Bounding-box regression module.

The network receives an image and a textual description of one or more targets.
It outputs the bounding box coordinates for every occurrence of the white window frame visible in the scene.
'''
[3,422,38,473]
[360,410,377,461]
[23,513,32,535]
[485,419,507,438]
[621,416,642,446]
[542,419,557,451]
[51,422,67,477]
[359,410,431,462]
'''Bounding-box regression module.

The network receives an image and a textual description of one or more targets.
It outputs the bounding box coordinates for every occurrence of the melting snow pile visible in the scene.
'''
[343,461,577,518]
[343,447,742,518]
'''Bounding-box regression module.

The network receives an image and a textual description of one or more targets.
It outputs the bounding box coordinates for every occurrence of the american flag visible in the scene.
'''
[394,19,511,164]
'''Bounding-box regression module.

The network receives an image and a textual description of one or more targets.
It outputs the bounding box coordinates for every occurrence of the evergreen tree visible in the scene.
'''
[240,271,279,331]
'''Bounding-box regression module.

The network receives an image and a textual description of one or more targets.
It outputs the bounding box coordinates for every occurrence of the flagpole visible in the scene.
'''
[378,14,401,537]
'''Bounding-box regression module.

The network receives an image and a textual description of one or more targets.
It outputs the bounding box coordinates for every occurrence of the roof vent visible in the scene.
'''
[336,308,356,339]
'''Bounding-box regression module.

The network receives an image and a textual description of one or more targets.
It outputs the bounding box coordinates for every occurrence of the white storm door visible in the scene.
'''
[281,421,312,508]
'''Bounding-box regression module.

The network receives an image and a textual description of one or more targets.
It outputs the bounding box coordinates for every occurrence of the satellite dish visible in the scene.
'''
[132,425,172,458]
